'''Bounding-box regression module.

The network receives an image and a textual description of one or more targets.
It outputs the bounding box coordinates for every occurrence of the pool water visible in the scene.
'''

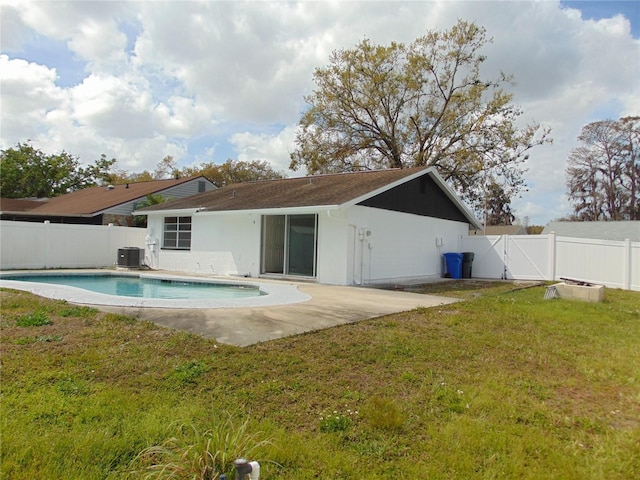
[7,275,264,300]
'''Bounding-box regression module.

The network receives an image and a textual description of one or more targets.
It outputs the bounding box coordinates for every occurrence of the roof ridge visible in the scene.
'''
[305,167,412,178]
[103,175,202,186]
[218,167,423,188]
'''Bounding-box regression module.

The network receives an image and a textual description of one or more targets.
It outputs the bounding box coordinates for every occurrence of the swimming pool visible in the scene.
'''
[0,271,311,309]
[6,274,263,300]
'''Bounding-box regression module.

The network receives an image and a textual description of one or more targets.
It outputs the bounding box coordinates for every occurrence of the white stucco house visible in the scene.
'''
[136,167,482,286]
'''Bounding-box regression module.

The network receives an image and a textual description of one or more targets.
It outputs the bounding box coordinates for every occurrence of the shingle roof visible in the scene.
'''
[0,198,48,212]
[25,177,206,215]
[139,168,429,213]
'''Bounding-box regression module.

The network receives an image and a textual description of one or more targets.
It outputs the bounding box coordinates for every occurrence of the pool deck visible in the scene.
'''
[1,270,459,347]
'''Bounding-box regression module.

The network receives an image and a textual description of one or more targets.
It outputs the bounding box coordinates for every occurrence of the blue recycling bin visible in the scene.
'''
[443,252,464,279]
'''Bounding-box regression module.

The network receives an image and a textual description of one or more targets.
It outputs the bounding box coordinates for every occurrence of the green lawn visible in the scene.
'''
[1,284,638,479]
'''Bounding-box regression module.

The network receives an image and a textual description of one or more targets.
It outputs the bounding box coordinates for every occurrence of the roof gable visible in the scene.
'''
[26,177,211,216]
[358,174,469,223]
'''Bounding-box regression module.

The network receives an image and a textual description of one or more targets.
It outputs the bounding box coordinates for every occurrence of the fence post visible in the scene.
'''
[502,235,508,280]
[623,238,631,290]
[108,223,114,267]
[44,220,51,269]
[548,232,556,282]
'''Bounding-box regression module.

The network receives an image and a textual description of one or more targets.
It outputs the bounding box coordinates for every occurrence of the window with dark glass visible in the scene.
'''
[163,216,192,250]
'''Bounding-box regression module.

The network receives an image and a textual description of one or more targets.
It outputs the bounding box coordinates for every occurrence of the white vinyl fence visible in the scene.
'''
[1,221,638,291]
[461,233,639,291]
[0,220,146,270]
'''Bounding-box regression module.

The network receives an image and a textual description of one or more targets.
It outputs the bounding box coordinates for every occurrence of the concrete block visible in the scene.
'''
[554,283,605,303]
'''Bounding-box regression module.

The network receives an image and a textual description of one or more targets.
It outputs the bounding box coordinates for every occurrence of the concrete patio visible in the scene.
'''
[96,280,458,347]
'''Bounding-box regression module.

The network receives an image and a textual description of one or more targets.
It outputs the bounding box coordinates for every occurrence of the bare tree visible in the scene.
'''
[566,117,639,220]
[617,116,640,220]
[290,20,551,211]
[484,178,516,226]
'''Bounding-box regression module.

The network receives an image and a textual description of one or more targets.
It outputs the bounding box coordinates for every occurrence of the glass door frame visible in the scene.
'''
[260,213,318,278]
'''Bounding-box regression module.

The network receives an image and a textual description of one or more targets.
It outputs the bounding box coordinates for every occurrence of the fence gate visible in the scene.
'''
[461,235,552,281]
[504,235,552,281]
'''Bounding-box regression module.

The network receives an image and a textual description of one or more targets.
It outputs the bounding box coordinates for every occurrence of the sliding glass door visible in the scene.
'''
[261,214,317,277]
[262,215,286,274]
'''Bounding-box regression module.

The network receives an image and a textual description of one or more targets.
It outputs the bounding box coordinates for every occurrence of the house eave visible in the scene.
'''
[0,211,98,218]
[134,207,200,216]
[139,205,341,217]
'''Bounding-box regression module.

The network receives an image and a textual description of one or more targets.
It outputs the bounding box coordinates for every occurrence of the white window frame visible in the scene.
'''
[162,216,192,250]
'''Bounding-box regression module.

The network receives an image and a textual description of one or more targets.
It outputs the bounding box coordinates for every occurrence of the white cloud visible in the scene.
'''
[230,126,299,174]
[67,18,129,70]
[0,55,67,142]
[1,0,638,225]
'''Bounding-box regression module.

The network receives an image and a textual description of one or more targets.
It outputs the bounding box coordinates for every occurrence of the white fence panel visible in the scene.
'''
[461,233,639,291]
[0,221,146,270]
[631,242,640,290]
[0,221,47,269]
[556,237,629,290]
[505,235,553,280]
[459,235,506,279]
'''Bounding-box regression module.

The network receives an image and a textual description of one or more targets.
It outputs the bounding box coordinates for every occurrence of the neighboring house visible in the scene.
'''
[137,167,482,286]
[0,177,216,226]
[470,225,527,236]
[0,198,48,214]
[542,221,640,242]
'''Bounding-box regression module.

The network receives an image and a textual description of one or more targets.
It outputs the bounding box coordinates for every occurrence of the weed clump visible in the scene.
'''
[14,335,62,344]
[363,396,404,431]
[166,360,208,386]
[319,413,352,433]
[15,310,52,327]
[131,413,272,479]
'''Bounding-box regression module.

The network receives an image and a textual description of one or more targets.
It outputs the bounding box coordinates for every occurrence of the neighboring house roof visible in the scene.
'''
[471,225,527,236]
[0,198,48,213]
[542,221,640,242]
[138,167,482,228]
[22,177,211,216]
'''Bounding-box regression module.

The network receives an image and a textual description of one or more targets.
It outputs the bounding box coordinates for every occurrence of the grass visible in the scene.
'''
[1,283,639,479]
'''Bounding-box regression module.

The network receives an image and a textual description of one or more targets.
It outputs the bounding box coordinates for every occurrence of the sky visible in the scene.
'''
[1,0,638,226]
